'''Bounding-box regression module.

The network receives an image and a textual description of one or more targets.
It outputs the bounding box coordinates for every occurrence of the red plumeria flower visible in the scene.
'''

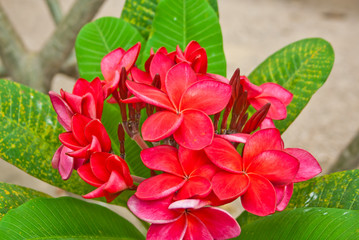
[101,42,141,97]
[176,40,207,74]
[49,77,104,130]
[204,131,301,216]
[136,145,217,200]
[78,152,133,203]
[59,114,111,159]
[240,76,293,121]
[128,195,241,240]
[126,62,232,149]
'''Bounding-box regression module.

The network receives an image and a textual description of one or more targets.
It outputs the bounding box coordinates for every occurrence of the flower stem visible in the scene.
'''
[131,175,146,184]
[132,133,149,149]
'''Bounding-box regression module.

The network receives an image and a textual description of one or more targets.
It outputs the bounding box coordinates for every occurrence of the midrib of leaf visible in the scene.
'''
[182,0,186,48]
[94,22,111,52]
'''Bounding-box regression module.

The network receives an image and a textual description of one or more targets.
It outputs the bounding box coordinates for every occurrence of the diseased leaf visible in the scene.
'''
[0,182,50,220]
[0,197,145,239]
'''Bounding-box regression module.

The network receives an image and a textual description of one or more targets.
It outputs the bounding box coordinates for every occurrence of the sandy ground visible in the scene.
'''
[0,0,358,219]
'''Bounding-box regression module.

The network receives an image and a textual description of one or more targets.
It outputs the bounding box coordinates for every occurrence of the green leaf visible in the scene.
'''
[75,17,145,80]
[0,197,145,239]
[238,207,359,240]
[0,79,130,206]
[0,182,50,220]
[237,169,359,226]
[248,38,334,133]
[143,0,226,76]
[121,0,219,40]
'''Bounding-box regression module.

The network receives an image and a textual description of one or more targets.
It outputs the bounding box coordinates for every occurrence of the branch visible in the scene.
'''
[59,54,79,78]
[0,62,7,77]
[38,0,105,90]
[0,3,27,76]
[45,0,63,25]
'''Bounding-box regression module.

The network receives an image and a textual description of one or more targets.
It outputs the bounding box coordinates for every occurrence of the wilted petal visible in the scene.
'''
[58,146,74,180]
[194,207,241,239]
[184,214,213,240]
[276,183,293,211]
[250,96,287,120]
[260,83,293,106]
[150,52,175,90]
[140,145,183,177]
[212,172,249,200]
[165,62,197,108]
[243,128,283,165]
[175,176,211,200]
[77,163,103,187]
[204,137,243,173]
[241,173,276,216]
[180,80,231,115]
[126,80,174,110]
[49,91,73,131]
[142,111,183,142]
[136,173,186,200]
[173,110,214,150]
[128,195,182,224]
[285,148,321,182]
[147,215,187,240]
[246,150,299,186]
[52,145,62,169]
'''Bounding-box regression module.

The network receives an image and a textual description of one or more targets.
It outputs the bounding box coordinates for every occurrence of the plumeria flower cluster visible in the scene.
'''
[49,41,321,239]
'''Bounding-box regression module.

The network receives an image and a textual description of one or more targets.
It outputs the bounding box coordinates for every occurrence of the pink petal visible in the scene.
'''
[175,176,212,200]
[184,214,213,240]
[103,171,128,193]
[194,207,241,239]
[241,173,276,216]
[150,52,175,90]
[131,67,152,85]
[165,62,197,109]
[72,114,91,146]
[102,70,120,99]
[243,128,283,166]
[128,195,182,224]
[58,146,74,180]
[204,73,230,84]
[135,173,186,200]
[285,148,322,182]
[49,91,73,131]
[147,215,187,240]
[250,96,287,120]
[101,47,125,81]
[173,110,214,150]
[121,42,141,72]
[246,150,299,186]
[204,137,243,173]
[126,80,174,111]
[240,76,263,99]
[84,120,111,152]
[180,80,231,115]
[178,147,210,176]
[169,199,208,210]
[90,152,111,181]
[260,117,276,129]
[260,83,293,106]
[276,183,293,211]
[140,145,183,177]
[77,163,103,187]
[52,145,62,169]
[212,172,249,200]
[214,133,250,143]
[142,111,183,142]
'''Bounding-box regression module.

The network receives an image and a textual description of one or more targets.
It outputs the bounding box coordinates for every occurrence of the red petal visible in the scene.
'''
[72,78,91,96]
[250,96,287,120]
[126,80,174,110]
[89,77,105,118]
[90,152,111,181]
[77,163,103,187]
[285,148,321,182]
[204,137,243,173]
[102,70,120,99]
[175,176,212,200]
[165,62,197,108]
[184,41,201,59]
[140,145,183,177]
[194,207,241,239]
[147,215,187,240]
[66,145,90,159]
[276,183,293,211]
[103,171,128,193]
[101,47,125,82]
[178,147,210,176]
[173,110,214,150]
[84,120,111,152]
[180,80,231,115]
[192,164,218,180]
[241,173,276,216]
[59,132,81,150]
[212,172,249,200]
[72,114,91,145]
[81,93,96,119]
[121,42,141,71]
[142,111,183,142]
[204,73,230,84]
[82,185,106,199]
[128,195,182,224]
[58,146,74,180]
[243,128,283,167]
[214,133,250,143]
[260,117,275,129]
[131,67,152,85]
[189,48,207,74]
[260,83,293,106]
[106,155,132,186]
[246,150,299,186]
[136,174,186,200]
[49,91,73,131]
[184,214,213,240]
[150,52,175,90]
[240,76,262,99]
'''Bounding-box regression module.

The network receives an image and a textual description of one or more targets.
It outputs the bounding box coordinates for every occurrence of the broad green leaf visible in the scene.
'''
[238,207,359,240]
[143,0,226,76]
[248,38,334,133]
[75,17,145,80]
[0,197,144,239]
[0,182,50,220]
[237,169,359,226]
[0,79,130,206]
[121,0,219,39]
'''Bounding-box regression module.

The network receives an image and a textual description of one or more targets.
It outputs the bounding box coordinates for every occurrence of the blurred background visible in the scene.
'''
[0,0,358,219]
